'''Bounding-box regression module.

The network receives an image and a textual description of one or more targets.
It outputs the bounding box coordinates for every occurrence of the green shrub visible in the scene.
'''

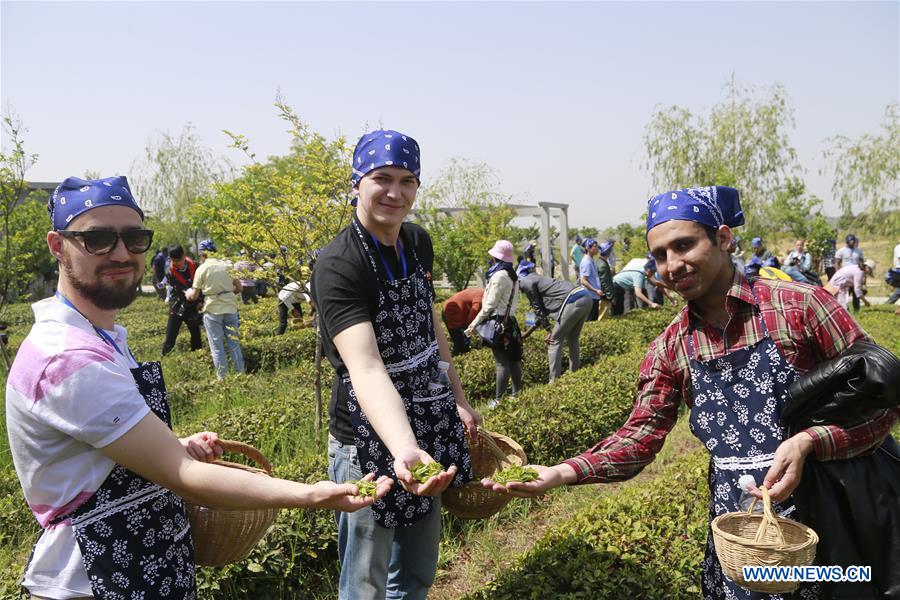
[194,465,339,600]
[465,446,709,599]
[855,305,900,355]
[487,351,645,465]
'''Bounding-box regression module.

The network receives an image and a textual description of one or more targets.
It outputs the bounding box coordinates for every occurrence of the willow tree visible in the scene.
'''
[132,123,230,248]
[823,104,899,235]
[643,77,802,234]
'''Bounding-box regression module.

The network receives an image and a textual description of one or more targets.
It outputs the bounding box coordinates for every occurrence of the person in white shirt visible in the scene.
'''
[828,260,875,312]
[7,176,390,600]
[277,279,312,334]
[834,234,866,311]
[835,234,865,269]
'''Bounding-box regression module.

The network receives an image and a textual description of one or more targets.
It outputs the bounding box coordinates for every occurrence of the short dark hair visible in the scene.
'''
[702,225,718,243]
[168,245,185,260]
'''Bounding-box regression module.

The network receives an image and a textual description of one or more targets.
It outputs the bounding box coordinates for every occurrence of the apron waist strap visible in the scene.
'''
[711,452,775,471]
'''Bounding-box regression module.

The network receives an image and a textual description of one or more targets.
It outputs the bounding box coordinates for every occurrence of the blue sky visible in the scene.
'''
[2,1,898,228]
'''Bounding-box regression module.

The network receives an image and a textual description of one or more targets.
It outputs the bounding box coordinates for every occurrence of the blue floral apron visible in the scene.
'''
[47,360,196,599]
[687,292,818,600]
[341,219,472,528]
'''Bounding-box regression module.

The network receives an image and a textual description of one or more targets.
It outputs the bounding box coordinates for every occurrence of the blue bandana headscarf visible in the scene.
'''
[48,176,143,231]
[516,260,536,279]
[598,240,613,257]
[351,129,420,188]
[645,186,743,234]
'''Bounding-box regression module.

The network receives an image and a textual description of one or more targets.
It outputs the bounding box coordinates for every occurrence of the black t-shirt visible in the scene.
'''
[311,217,434,444]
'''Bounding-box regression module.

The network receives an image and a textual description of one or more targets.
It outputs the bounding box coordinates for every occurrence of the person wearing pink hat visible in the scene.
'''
[465,240,523,408]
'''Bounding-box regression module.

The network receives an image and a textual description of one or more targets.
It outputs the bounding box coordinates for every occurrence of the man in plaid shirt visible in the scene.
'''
[484,186,897,599]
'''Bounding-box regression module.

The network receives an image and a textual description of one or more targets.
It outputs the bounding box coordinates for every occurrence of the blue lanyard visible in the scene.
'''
[55,292,126,357]
[371,236,408,282]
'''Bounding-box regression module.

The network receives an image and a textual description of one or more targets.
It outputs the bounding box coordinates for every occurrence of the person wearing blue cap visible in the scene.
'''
[482,185,898,599]
[7,177,391,600]
[185,239,245,379]
[312,130,479,600]
[749,236,774,263]
[612,255,661,315]
[517,261,593,382]
[579,239,614,322]
[578,238,612,321]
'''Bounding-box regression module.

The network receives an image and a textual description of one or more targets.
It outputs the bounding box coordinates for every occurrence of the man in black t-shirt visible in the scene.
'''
[312,129,481,600]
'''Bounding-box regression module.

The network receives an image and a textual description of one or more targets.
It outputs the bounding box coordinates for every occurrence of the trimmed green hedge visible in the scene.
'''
[454,307,679,404]
[487,350,645,465]
[465,445,709,599]
[856,305,900,354]
[1,295,895,598]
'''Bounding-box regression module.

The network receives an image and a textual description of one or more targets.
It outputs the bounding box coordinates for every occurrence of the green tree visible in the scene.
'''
[132,123,230,249]
[418,201,515,291]
[0,114,41,314]
[416,159,515,290]
[191,99,353,277]
[823,104,899,235]
[754,177,826,242]
[643,77,801,231]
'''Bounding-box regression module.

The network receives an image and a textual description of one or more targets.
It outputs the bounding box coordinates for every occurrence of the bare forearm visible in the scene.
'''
[634,288,657,307]
[175,460,320,509]
[105,416,328,510]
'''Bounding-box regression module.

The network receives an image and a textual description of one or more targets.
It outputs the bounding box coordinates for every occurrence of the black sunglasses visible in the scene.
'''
[59,229,155,255]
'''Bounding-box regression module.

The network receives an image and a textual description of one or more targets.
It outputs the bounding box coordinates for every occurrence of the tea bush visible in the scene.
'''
[487,350,645,465]
[0,292,896,598]
[465,445,709,599]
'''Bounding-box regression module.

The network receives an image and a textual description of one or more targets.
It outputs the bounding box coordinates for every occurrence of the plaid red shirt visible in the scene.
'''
[564,270,899,484]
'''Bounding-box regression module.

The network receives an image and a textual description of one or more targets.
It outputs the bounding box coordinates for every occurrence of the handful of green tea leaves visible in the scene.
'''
[492,465,539,485]
[346,479,378,499]
[411,461,444,483]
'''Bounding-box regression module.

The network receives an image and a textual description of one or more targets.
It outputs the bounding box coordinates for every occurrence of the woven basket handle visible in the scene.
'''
[751,486,786,545]
[217,439,273,475]
[476,427,516,469]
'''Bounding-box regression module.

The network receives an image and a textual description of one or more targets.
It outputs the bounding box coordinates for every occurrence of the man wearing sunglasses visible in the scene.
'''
[6,176,392,600]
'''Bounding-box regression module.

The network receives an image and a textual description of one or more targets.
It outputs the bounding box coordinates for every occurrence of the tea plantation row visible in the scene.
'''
[0,297,896,598]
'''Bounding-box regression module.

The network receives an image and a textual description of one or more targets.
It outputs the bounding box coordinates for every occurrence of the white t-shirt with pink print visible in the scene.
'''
[5,297,147,598]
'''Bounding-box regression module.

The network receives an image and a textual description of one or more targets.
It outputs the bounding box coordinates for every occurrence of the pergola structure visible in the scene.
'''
[422,201,573,281]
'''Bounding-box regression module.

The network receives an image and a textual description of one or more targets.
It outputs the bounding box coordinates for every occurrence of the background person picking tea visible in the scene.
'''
[312,130,480,600]
[6,176,391,600]
[483,186,897,599]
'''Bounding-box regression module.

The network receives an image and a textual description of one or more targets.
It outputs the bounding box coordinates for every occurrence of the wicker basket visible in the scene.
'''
[442,427,527,519]
[711,486,819,593]
[185,440,279,566]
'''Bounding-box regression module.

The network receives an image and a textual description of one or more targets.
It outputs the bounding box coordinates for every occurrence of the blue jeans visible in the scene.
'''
[202,312,245,379]
[327,435,441,600]
[887,287,900,304]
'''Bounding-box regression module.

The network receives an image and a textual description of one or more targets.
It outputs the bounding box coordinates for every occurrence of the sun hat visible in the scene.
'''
[488,240,514,264]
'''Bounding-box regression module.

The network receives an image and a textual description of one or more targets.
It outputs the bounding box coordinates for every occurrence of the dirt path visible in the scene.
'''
[430,419,703,599]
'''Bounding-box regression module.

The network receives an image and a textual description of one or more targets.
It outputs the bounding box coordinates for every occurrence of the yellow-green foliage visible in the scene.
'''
[190,100,354,271]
